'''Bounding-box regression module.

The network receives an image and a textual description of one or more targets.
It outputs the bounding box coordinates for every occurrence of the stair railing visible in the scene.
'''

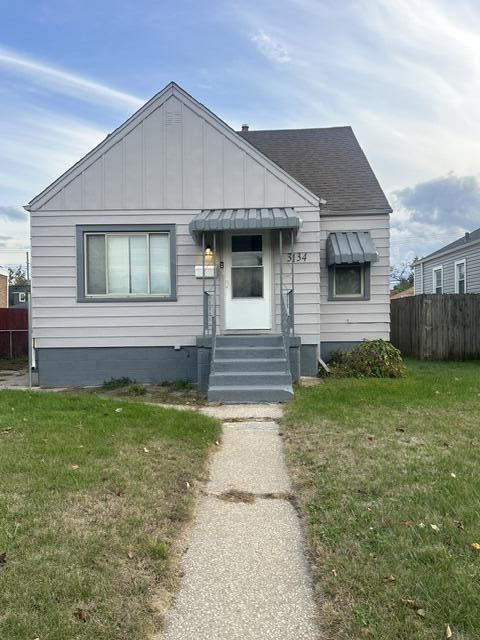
[280,289,293,373]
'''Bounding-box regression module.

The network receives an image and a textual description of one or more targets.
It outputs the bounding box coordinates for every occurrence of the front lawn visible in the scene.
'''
[0,391,219,640]
[283,360,480,640]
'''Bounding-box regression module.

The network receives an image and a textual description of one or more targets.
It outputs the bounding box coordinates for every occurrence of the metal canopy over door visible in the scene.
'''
[224,233,272,330]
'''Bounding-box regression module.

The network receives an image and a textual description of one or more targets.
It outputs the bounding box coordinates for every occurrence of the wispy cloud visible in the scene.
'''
[251,31,291,64]
[0,205,27,223]
[0,46,144,109]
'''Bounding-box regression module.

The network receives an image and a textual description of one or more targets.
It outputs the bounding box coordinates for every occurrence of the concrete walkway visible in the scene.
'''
[161,406,319,640]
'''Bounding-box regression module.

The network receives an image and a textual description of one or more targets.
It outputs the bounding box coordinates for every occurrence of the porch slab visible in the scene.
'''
[199,403,284,420]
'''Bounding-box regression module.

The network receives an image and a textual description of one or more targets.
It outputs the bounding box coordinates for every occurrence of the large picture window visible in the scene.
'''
[77,225,176,302]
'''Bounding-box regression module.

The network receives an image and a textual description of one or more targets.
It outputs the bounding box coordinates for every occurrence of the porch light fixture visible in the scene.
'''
[204,245,214,266]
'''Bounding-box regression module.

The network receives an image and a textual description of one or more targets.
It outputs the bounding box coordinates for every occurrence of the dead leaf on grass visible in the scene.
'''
[127,550,134,559]
[471,542,480,550]
[74,606,89,621]
[401,519,413,527]
[404,600,426,618]
[383,574,396,582]
[1,427,13,434]
[0,551,6,565]
[445,624,453,638]
[68,464,80,470]
[454,519,464,530]
[450,472,457,478]
[430,524,440,532]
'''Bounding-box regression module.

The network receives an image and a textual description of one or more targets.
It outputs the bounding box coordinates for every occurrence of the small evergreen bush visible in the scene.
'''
[329,339,406,378]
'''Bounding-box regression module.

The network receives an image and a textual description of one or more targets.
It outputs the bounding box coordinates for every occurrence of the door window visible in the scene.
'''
[231,235,263,298]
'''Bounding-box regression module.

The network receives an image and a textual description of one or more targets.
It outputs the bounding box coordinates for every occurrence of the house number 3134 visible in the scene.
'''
[287,252,307,262]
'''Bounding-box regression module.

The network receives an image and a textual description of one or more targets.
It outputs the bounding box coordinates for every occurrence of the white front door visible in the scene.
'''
[224,233,272,331]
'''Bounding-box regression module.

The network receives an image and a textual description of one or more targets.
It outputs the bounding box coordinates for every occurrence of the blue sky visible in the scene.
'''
[1,0,480,269]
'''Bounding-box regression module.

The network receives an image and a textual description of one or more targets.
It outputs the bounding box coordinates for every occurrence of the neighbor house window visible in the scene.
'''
[328,263,370,300]
[433,266,443,294]
[77,225,176,302]
[455,259,466,293]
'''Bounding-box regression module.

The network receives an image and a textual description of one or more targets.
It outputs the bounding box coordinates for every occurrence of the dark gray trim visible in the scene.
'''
[327,263,371,301]
[299,343,318,377]
[36,346,196,387]
[76,224,177,303]
[320,341,361,361]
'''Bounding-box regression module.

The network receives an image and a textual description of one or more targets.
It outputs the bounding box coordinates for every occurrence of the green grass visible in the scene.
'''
[0,390,219,640]
[283,360,480,640]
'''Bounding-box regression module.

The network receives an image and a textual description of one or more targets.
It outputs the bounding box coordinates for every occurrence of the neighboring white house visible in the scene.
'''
[413,228,480,295]
[26,82,391,401]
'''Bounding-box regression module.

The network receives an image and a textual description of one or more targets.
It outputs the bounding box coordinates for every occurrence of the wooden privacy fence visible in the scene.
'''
[0,308,28,358]
[391,294,480,360]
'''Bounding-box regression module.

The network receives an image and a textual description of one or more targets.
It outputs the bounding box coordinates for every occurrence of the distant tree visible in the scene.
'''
[8,265,28,286]
[390,257,418,293]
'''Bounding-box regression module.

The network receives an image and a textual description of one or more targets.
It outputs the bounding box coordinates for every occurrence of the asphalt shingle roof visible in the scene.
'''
[239,126,391,212]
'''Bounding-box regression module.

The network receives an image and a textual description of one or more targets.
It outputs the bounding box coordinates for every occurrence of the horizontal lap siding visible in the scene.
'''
[320,213,390,343]
[31,210,205,348]
[420,244,480,293]
[274,207,320,344]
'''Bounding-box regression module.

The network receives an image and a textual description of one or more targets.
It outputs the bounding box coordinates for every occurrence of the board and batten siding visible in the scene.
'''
[416,243,480,294]
[33,92,315,213]
[319,213,390,343]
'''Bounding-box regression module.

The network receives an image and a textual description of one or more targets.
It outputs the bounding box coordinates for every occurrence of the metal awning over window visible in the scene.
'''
[189,207,300,241]
[326,231,379,265]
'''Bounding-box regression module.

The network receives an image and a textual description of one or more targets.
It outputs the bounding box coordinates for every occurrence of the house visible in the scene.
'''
[9,284,29,309]
[26,82,391,401]
[0,268,8,308]
[390,286,414,300]
[413,228,480,295]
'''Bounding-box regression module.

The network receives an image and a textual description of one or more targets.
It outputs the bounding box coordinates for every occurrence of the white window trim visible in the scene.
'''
[76,224,177,303]
[432,265,443,294]
[454,258,467,293]
[84,231,171,298]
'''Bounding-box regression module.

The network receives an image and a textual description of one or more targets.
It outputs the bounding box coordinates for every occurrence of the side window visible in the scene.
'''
[433,266,443,294]
[455,260,466,293]
[328,263,370,301]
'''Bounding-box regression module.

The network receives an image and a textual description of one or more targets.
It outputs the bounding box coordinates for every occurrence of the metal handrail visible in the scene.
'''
[202,288,217,373]
[280,289,293,373]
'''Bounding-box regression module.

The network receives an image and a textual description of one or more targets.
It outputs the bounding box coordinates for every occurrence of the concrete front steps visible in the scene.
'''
[207,334,294,403]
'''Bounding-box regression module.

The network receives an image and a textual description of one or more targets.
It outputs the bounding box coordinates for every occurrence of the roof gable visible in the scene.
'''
[240,127,391,212]
[27,83,318,212]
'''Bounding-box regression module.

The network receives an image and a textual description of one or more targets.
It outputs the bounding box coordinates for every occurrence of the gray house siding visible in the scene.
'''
[415,243,480,294]
[319,212,390,356]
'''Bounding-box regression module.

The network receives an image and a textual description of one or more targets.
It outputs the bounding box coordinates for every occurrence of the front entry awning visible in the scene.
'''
[326,231,379,265]
[189,207,300,241]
